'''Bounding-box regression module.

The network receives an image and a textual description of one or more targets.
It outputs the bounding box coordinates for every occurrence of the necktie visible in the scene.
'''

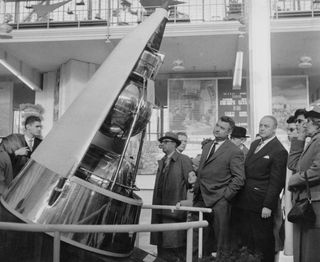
[254,139,264,154]
[28,138,33,150]
[206,141,218,160]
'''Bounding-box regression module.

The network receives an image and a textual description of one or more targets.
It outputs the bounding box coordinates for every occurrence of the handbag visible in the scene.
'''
[287,172,316,226]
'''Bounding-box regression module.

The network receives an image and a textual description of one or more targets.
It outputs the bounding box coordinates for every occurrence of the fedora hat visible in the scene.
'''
[305,105,320,119]
[231,126,249,138]
[158,131,181,146]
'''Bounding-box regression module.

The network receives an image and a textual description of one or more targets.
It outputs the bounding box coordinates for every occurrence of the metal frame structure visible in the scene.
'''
[0,204,211,262]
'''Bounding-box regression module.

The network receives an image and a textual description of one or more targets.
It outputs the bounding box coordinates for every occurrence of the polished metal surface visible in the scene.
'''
[76,145,135,193]
[133,50,165,80]
[100,81,152,138]
[3,160,142,257]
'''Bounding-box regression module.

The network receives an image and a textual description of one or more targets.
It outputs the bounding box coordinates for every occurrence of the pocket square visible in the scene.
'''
[263,155,270,159]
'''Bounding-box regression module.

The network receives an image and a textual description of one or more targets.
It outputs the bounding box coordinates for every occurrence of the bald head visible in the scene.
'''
[258,115,277,140]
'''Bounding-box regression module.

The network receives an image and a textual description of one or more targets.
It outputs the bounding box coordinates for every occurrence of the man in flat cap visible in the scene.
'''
[150,131,194,262]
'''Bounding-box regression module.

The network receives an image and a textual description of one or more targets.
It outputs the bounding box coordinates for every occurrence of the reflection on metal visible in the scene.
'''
[1,6,168,259]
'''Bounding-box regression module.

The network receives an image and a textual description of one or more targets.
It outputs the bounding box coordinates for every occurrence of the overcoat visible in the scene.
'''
[150,151,193,248]
[288,133,320,262]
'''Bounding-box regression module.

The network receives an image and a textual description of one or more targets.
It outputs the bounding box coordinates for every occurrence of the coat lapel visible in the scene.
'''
[246,137,277,164]
[299,133,320,160]
[203,140,229,166]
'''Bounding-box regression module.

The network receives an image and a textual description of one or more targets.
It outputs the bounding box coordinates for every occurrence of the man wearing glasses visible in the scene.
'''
[294,108,307,136]
[150,131,193,262]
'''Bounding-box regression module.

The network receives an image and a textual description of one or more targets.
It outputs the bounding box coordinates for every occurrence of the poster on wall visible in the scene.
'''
[217,79,248,129]
[272,75,308,148]
[168,78,218,137]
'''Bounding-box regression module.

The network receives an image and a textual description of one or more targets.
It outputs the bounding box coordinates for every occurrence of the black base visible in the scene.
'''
[0,202,163,262]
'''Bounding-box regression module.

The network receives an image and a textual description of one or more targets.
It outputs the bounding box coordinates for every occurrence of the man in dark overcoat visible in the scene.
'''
[150,131,193,262]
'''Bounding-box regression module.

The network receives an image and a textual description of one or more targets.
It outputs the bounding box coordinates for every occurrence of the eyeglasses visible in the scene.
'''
[160,140,174,144]
[295,119,304,124]
[287,128,296,132]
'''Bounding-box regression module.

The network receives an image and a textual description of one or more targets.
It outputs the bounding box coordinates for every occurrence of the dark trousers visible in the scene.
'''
[157,246,186,262]
[232,207,275,262]
[192,197,231,258]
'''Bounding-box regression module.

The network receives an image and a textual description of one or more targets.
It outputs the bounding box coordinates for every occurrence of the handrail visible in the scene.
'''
[0,220,208,262]
[142,204,212,213]
[0,220,207,233]
[143,203,212,260]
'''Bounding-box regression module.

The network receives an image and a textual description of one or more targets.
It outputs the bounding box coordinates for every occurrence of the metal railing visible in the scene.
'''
[0,204,211,262]
[271,0,320,19]
[1,0,319,30]
[1,0,232,29]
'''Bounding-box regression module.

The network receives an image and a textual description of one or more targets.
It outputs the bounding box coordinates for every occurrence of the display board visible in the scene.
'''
[217,79,248,129]
[168,78,218,136]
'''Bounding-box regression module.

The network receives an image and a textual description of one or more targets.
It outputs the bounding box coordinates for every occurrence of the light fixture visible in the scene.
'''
[95,13,102,20]
[67,7,74,15]
[76,0,85,6]
[298,56,312,69]
[172,59,185,71]
[232,51,243,89]
[0,59,40,91]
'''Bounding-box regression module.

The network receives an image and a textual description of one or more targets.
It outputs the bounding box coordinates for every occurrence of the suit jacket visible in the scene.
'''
[288,133,320,202]
[235,137,288,213]
[9,134,42,177]
[150,151,193,248]
[0,149,13,194]
[194,139,245,207]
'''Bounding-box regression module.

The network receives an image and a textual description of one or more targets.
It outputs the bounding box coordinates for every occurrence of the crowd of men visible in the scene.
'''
[151,106,320,262]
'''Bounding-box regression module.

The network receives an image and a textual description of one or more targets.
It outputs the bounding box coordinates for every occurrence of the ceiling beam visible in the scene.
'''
[0,48,42,91]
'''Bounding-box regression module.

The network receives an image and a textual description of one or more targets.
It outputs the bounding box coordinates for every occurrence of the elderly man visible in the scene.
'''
[234,115,288,262]
[193,116,245,258]
[150,131,193,262]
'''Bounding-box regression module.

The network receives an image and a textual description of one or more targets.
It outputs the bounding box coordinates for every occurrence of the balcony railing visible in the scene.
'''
[1,0,319,30]
[1,0,242,29]
[271,0,320,19]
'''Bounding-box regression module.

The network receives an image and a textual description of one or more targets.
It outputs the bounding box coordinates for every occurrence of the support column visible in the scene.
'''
[59,59,98,117]
[0,81,13,137]
[35,72,56,137]
[247,0,272,136]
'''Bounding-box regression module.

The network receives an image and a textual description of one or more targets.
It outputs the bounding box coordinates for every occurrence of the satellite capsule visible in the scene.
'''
[0,6,168,261]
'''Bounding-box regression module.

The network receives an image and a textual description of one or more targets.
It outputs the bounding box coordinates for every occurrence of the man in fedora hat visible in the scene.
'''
[230,126,249,157]
[150,131,193,262]
[288,105,320,262]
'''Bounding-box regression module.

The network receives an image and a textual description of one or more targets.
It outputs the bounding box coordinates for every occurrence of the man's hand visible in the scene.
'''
[14,147,29,156]
[261,207,272,218]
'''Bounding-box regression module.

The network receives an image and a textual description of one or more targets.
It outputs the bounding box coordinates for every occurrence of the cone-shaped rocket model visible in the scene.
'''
[0,7,168,260]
